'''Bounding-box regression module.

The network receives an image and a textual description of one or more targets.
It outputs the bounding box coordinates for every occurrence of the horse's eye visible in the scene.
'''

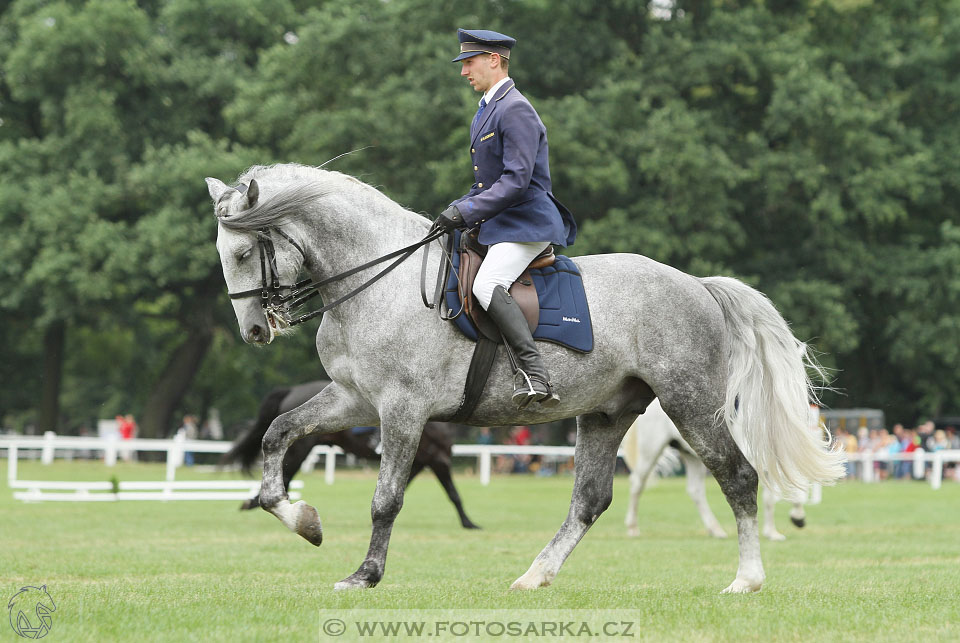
[238,248,253,261]
[217,205,227,217]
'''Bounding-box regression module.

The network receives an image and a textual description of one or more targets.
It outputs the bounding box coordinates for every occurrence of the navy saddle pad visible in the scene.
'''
[442,234,594,353]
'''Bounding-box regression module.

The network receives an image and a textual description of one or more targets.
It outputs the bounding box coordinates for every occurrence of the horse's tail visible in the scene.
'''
[699,276,845,497]
[219,386,291,475]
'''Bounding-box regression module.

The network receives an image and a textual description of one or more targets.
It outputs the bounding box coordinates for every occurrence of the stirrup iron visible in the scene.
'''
[510,369,560,410]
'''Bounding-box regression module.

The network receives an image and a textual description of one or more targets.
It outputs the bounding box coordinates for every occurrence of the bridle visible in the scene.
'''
[222,183,447,327]
[225,226,309,323]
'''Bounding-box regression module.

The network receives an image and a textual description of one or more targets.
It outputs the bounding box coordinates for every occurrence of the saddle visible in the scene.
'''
[427,228,589,423]
[456,229,555,342]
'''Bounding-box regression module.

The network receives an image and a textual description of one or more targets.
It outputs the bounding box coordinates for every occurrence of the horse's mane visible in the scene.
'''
[217,163,421,231]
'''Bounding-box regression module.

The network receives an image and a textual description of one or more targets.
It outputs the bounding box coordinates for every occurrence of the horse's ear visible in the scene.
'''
[246,179,259,207]
[206,177,229,202]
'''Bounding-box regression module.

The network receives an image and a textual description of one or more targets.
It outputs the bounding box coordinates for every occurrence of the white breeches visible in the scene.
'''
[473,241,550,310]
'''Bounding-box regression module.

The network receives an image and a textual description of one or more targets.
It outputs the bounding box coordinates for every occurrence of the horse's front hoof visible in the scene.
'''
[295,502,324,546]
[510,562,554,590]
[790,516,806,528]
[510,575,550,590]
[265,499,323,546]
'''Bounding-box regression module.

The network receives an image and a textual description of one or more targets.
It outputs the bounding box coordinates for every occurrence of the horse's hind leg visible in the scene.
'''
[512,412,631,589]
[668,406,764,593]
[259,384,377,546]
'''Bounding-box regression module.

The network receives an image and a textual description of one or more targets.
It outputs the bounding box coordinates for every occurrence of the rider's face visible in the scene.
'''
[460,54,501,93]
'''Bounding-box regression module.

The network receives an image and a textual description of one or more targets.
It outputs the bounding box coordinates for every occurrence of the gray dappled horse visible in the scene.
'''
[207,163,845,593]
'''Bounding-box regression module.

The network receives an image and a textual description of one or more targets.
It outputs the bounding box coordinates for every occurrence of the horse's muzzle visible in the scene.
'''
[246,322,273,345]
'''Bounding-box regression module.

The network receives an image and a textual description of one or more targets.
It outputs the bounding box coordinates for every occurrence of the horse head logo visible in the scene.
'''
[7,585,56,639]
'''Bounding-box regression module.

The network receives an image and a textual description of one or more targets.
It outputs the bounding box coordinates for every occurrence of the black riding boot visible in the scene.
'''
[486,285,560,409]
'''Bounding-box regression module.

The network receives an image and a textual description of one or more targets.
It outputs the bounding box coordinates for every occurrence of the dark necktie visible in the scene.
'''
[472,97,487,132]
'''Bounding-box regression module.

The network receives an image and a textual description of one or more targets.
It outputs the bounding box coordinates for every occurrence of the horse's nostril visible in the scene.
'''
[251,325,262,338]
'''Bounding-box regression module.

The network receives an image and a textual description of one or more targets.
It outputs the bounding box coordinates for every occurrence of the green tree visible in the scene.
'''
[2,0,960,436]
[0,0,304,435]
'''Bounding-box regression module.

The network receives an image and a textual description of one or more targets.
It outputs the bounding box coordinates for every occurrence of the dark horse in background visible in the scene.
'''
[221,380,481,529]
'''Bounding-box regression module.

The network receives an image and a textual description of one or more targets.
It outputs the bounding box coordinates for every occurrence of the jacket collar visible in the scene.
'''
[472,80,515,143]
[482,77,514,105]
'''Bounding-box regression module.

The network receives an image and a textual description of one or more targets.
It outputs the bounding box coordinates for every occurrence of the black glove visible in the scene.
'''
[436,205,467,231]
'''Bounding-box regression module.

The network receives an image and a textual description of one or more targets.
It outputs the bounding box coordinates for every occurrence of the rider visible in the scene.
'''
[436,28,577,409]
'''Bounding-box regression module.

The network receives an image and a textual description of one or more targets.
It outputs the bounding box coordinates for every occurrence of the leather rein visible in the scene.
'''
[225,218,447,327]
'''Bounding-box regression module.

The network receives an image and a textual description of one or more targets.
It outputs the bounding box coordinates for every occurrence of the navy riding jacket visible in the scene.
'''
[451,81,577,248]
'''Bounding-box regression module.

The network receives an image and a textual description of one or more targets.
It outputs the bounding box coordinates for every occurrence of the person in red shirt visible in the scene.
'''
[117,415,134,440]
[117,414,137,462]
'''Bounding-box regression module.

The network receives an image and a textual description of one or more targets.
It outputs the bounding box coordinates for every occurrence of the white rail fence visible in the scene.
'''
[0,432,313,502]
[844,450,960,490]
[2,433,958,502]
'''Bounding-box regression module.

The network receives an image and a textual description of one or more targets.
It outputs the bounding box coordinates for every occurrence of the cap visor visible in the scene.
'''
[452,51,485,62]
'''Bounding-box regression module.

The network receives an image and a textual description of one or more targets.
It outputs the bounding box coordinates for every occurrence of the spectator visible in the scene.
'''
[179,414,198,466]
[946,427,959,480]
[201,409,224,440]
[476,426,493,445]
[876,429,897,480]
[858,429,880,480]
[899,428,918,479]
[918,420,936,451]
[508,425,532,473]
[888,424,905,479]
[931,430,948,452]
[947,426,960,449]
[838,428,858,478]
[117,414,137,462]
[854,427,870,478]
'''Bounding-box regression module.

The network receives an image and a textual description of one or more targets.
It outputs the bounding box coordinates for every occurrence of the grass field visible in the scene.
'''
[2,459,959,642]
